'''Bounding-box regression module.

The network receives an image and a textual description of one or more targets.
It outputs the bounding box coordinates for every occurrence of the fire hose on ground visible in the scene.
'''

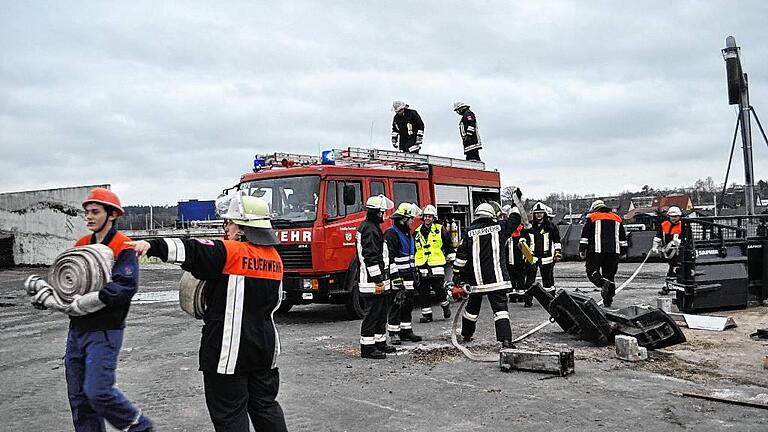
[450,248,654,362]
[24,244,114,310]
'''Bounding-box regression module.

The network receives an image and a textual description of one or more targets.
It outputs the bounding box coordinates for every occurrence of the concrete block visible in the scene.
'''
[499,348,575,376]
[615,335,648,362]
[656,297,673,313]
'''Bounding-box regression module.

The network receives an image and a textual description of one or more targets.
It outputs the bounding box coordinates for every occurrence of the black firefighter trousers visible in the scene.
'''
[461,290,512,342]
[361,291,389,352]
[203,368,287,432]
[585,252,619,301]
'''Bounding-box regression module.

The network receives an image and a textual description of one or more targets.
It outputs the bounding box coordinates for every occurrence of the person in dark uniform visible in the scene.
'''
[392,100,425,153]
[453,101,482,161]
[129,194,287,432]
[653,206,683,295]
[355,194,397,359]
[385,202,423,344]
[501,204,530,303]
[579,199,628,308]
[453,202,520,348]
[521,202,562,307]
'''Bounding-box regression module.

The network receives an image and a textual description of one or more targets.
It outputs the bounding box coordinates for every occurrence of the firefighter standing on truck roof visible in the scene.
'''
[414,204,454,323]
[453,201,519,348]
[521,202,562,307]
[653,206,683,295]
[579,199,628,308]
[386,202,424,345]
[453,101,482,162]
[392,100,425,154]
[27,188,154,432]
[356,194,397,359]
[129,194,288,431]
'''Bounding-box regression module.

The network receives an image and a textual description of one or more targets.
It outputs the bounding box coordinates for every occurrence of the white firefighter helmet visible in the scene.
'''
[392,100,407,113]
[589,199,607,212]
[216,193,272,229]
[546,205,555,218]
[422,204,438,217]
[474,202,497,219]
[453,101,469,112]
[531,201,547,214]
[365,194,395,211]
[667,206,682,217]
[501,204,513,216]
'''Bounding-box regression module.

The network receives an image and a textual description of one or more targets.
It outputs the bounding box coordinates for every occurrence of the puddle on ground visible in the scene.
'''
[132,291,179,304]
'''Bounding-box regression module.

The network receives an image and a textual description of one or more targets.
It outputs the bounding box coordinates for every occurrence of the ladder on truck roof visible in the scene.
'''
[255,147,486,171]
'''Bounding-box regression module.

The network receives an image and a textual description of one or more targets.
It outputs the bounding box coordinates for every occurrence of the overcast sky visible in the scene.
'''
[2,1,767,205]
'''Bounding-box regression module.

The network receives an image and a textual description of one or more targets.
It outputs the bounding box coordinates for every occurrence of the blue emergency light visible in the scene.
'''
[321,150,336,165]
[253,158,266,170]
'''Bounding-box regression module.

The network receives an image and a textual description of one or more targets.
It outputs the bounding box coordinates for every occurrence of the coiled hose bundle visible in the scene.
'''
[179,271,207,319]
[47,244,114,302]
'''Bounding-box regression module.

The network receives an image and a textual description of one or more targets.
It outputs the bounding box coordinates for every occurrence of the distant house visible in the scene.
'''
[624,194,694,230]
[651,194,693,212]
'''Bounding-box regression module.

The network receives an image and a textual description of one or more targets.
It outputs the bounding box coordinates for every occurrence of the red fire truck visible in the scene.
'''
[233,148,502,318]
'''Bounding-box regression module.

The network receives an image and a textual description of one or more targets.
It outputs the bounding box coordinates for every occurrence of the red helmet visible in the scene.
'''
[82,188,124,217]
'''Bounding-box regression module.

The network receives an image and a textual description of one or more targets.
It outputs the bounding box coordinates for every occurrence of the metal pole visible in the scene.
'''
[739,74,756,214]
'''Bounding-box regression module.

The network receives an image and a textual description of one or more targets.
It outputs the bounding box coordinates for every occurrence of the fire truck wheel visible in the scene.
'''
[276,300,294,314]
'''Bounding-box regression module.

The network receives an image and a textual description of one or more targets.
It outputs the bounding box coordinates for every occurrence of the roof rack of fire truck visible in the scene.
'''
[254,147,486,171]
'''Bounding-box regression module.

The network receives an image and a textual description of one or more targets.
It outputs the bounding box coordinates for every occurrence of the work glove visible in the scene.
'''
[374,282,385,295]
[578,249,587,260]
[450,284,468,300]
[554,250,562,263]
[391,276,406,292]
[391,137,398,148]
[67,292,107,316]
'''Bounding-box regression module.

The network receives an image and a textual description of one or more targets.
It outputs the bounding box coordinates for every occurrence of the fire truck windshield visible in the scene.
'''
[239,176,320,226]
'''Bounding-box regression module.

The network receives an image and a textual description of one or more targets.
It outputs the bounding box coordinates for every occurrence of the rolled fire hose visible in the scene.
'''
[178,271,207,319]
[450,248,655,362]
[47,244,114,303]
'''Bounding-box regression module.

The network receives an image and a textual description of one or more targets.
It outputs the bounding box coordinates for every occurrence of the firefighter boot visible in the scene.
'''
[442,304,451,319]
[390,332,401,345]
[376,341,397,354]
[523,291,533,308]
[419,314,433,323]
[501,339,516,349]
[601,279,615,308]
[399,329,423,343]
[360,345,386,360]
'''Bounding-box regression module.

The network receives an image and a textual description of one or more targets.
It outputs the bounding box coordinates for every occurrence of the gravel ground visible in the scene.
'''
[1,261,767,431]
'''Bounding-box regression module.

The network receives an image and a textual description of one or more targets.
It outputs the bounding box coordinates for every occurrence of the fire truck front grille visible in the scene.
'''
[275,244,313,269]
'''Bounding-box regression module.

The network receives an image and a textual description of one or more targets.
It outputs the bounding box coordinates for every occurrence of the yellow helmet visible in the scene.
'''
[393,202,420,219]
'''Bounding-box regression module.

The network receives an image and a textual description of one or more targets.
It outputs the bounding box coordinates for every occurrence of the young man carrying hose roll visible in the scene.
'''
[129,193,287,432]
[26,187,153,432]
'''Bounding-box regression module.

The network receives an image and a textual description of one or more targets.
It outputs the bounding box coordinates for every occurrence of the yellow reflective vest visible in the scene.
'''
[415,223,446,267]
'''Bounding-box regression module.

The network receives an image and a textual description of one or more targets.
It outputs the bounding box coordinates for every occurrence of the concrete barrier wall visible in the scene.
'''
[0,185,108,266]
